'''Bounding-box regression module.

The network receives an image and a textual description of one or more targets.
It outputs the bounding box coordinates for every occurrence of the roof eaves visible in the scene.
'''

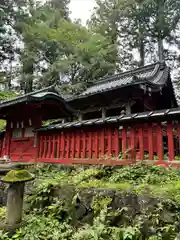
[67,81,146,102]
[0,85,56,108]
[97,62,158,84]
[36,106,180,132]
[67,62,169,102]
[0,85,75,114]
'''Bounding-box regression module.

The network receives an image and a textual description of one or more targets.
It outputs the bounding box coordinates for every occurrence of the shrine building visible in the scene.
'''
[0,62,180,167]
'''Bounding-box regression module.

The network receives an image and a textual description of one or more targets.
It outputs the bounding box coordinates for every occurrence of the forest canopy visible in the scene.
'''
[0,0,180,95]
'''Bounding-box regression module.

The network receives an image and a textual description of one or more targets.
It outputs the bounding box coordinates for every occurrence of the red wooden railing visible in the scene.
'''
[0,137,3,158]
[36,120,180,167]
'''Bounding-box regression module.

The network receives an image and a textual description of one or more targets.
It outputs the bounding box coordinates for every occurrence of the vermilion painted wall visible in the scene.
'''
[2,106,42,161]
[2,117,178,167]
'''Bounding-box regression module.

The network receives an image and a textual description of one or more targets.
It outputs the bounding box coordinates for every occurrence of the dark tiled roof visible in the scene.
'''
[71,62,169,99]
[36,107,180,132]
[0,85,74,114]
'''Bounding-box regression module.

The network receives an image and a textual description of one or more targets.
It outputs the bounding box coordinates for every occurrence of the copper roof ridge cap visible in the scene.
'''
[94,63,159,85]
[147,66,169,86]
[0,85,56,105]
[31,91,63,99]
[137,62,162,82]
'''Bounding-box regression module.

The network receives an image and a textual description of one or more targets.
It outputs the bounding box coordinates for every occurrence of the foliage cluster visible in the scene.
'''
[1,163,180,239]
[0,0,180,95]
[0,91,17,131]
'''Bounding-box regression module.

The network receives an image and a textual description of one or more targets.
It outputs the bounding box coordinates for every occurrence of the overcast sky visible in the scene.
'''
[69,0,96,25]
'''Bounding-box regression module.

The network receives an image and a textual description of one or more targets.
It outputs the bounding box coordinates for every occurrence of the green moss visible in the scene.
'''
[0,91,17,100]
[0,120,6,131]
[0,207,6,219]
[92,196,112,215]
[72,168,104,184]
[1,170,34,183]
[78,179,131,191]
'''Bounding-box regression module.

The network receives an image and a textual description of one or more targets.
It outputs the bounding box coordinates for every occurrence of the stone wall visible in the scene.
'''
[47,185,179,236]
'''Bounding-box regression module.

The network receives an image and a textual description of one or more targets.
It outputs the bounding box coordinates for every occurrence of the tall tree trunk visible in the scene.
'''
[139,22,145,66]
[23,57,34,94]
[7,61,13,90]
[157,0,165,62]
[139,40,145,66]
[25,75,33,94]
[6,74,11,90]
[158,37,164,62]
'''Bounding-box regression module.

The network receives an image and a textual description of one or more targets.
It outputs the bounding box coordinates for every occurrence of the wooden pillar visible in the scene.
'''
[107,128,112,158]
[115,128,119,158]
[71,133,75,159]
[3,123,11,158]
[39,135,42,158]
[139,126,144,160]
[66,133,70,159]
[95,131,98,159]
[130,128,135,160]
[122,127,127,159]
[167,121,174,161]
[156,123,163,161]
[76,131,80,158]
[82,131,86,158]
[125,101,131,114]
[47,136,51,158]
[88,131,92,159]
[148,124,153,160]
[102,108,106,119]
[42,136,46,158]
[78,113,83,121]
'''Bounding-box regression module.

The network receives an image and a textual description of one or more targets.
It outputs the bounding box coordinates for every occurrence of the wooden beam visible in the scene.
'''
[80,101,136,115]
[78,114,83,121]
[102,108,106,119]
[125,101,131,114]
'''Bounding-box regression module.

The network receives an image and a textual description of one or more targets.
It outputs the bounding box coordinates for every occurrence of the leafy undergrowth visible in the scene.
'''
[2,163,180,239]
[0,91,18,131]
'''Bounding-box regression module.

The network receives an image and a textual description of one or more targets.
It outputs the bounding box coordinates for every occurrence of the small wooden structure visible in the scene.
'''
[0,62,180,166]
[0,85,73,162]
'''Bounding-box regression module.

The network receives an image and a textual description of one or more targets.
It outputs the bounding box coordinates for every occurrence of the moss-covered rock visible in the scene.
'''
[1,170,34,183]
[3,164,180,239]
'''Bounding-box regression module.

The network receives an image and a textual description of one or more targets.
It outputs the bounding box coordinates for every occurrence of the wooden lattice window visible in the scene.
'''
[12,128,22,138]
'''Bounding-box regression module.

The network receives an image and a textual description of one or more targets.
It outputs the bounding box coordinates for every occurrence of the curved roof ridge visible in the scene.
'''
[0,84,75,117]
[0,84,57,105]
[97,62,162,84]
[66,61,170,101]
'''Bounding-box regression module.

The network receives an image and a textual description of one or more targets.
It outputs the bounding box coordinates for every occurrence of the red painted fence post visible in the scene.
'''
[71,132,75,159]
[101,128,105,159]
[167,121,174,161]
[107,128,112,159]
[122,127,127,160]
[139,126,144,161]
[156,123,163,161]
[115,128,119,158]
[130,127,136,160]
[148,123,153,160]
[95,130,98,159]
[88,131,92,159]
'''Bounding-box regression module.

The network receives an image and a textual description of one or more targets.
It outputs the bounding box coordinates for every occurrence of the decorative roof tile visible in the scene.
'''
[74,62,169,99]
[0,85,74,115]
